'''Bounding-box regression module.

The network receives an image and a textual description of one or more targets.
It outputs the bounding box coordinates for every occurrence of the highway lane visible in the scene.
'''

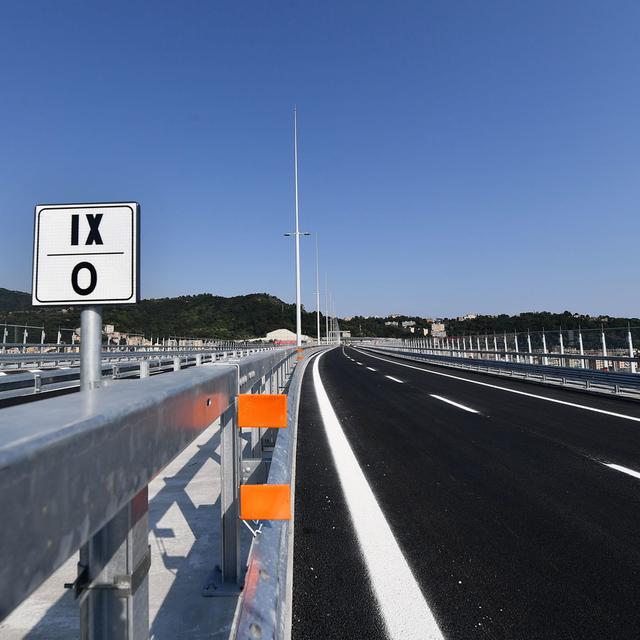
[292,346,640,639]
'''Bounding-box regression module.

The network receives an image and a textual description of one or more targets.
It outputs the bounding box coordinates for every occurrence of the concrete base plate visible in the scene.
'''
[202,566,243,597]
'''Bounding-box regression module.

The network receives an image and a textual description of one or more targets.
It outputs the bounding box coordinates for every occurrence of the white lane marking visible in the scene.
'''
[385,375,404,383]
[27,369,42,373]
[430,394,479,414]
[604,463,640,480]
[367,367,377,371]
[358,349,640,424]
[312,354,443,639]
[356,362,363,365]
[0,371,6,376]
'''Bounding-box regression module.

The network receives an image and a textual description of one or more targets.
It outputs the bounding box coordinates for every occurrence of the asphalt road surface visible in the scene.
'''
[292,345,640,640]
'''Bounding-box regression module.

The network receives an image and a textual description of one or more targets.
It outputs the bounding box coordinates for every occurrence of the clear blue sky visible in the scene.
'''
[1,1,639,318]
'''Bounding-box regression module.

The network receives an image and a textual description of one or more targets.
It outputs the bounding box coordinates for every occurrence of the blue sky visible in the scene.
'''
[1,1,639,318]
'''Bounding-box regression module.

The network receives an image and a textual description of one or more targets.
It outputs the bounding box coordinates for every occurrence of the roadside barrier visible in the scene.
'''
[0,346,303,638]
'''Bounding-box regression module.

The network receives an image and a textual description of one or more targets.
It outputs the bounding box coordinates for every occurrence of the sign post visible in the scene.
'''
[32,202,144,639]
[80,306,103,391]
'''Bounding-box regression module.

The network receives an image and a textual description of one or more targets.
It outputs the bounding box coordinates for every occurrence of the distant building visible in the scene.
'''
[401,320,416,328]
[340,330,351,339]
[431,322,447,337]
[265,328,311,344]
[456,314,477,322]
[385,321,399,327]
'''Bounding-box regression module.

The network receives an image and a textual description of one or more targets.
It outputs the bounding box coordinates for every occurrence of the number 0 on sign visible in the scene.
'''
[32,202,140,306]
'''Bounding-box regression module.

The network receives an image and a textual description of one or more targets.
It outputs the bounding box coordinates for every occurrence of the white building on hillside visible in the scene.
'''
[265,328,311,344]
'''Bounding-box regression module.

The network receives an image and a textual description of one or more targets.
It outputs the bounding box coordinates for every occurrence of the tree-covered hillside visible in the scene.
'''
[0,287,410,340]
[0,290,327,340]
[1,287,638,344]
[0,288,31,312]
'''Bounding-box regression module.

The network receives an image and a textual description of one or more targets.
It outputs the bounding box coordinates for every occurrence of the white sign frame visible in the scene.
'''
[32,202,140,306]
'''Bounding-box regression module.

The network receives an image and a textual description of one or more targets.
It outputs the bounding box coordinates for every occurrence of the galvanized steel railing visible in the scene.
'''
[0,346,303,638]
[231,346,324,640]
[0,347,276,403]
[358,343,640,398]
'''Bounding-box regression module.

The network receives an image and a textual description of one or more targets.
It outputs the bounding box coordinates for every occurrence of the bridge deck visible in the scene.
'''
[293,346,640,639]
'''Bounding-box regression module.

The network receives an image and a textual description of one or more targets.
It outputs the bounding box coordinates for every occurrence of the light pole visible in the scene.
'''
[325,275,329,344]
[315,234,321,345]
[284,229,310,343]
[284,106,309,347]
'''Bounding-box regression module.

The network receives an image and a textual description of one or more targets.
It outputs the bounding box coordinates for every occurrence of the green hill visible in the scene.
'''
[0,288,31,312]
[0,290,332,341]
[2,287,638,345]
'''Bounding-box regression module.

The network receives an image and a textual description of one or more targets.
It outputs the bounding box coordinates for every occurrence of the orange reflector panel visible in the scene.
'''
[240,484,291,520]
[237,394,287,428]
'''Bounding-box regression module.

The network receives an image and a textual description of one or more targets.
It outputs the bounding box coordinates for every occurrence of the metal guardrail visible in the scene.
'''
[0,341,262,356]
[0,345,274,368]
[0,348,275,402]
[359,345,640,398]
[368,336,640,371]
[0,346,300,637]
[231,346,326,640]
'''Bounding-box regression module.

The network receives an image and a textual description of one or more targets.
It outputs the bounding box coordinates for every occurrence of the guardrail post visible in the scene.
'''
[220,404,241,586]
[33,372,41,394]
[250,379,264,457]
[196,354,202,366]
[173,356,181,371]
[78,489,150,640]
[628,326,636,374]
[139,361,149,379]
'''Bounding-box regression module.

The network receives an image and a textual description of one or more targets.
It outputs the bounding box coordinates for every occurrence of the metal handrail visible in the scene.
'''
[0,347,295,626]
[232,346,326,640]
[361,345,640,398]
[0,349,271,402]
[0,345,275,366]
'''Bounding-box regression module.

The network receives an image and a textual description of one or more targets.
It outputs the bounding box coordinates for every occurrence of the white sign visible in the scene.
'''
[32,202,139,306]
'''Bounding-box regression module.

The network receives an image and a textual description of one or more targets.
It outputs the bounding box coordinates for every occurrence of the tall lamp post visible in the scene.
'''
[325,276,329,344]
[284,106,309,347]
[315,235,321,345]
